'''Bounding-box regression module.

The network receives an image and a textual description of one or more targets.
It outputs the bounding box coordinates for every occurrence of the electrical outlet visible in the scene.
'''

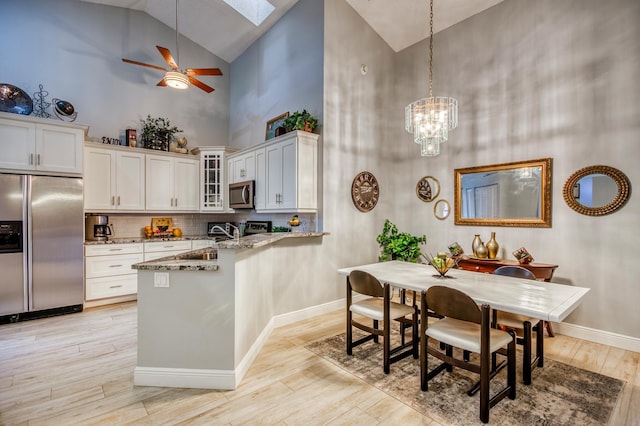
[154,272,170,288]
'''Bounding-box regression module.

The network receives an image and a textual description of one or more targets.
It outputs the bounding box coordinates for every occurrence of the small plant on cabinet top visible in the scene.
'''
[376,219,427,263]
[139,115,182,150]
[283,109,318,133]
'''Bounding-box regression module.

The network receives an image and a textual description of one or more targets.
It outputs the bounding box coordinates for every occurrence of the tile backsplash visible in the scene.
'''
[93,213,317,239]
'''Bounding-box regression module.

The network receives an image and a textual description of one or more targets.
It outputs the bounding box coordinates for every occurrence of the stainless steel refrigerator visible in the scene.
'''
[0,173,84,321]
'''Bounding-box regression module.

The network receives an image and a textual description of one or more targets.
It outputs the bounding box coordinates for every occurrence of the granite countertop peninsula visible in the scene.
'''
[84,235,216,245]
[130,232,328,271]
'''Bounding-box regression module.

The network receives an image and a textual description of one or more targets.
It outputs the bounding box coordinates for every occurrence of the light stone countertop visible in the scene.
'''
[131,232,328,271]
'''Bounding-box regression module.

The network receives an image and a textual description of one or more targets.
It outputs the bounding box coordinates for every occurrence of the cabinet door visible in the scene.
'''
[84,147,116,210]
[0,119,36,171]
[145,155,174,210]
[202,151,225,211]
[265,143,284,209]
[229,151,256,183]
[115,151,145,210]
[35,124,83,174]
[279,140,297,209]
[174,157,199,211]
[254,148,266,210]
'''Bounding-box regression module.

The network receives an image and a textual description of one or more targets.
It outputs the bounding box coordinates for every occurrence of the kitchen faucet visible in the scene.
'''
[210,224,240,242]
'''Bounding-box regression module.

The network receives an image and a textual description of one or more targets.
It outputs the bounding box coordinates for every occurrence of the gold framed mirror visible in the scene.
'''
[562,165,630,216]
[434,199,450,220]
[454,158,552,227]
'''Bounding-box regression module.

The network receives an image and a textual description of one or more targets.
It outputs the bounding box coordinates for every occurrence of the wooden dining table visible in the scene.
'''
[337,261,590,322]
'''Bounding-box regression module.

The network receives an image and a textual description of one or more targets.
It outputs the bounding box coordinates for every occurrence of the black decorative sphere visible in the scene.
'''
[54,99,74,116]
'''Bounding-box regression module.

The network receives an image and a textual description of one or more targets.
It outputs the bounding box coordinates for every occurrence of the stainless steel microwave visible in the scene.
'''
[229,180,255,209]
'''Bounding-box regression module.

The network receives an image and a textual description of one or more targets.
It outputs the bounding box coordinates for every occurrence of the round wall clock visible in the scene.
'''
[351,171,379,212]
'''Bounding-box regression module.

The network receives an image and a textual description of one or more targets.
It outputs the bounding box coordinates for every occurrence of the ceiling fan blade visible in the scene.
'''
[188,76,214,93]
[122,58,167,72]
[185,68,223,76]
[156,46,179,69]
[157,78,168,87]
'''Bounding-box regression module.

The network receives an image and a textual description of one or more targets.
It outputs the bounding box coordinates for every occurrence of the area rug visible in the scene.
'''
[305,333,625,425]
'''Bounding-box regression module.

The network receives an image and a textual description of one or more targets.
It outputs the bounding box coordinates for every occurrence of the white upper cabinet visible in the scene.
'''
[84,144,145,211]
[228,150,256,184]
[0,113,85,175]
[261,131,318,213]
[146,153,199,212]
[193,146,237,212]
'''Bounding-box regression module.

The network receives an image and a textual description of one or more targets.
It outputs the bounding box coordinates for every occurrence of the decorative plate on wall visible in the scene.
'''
[351,171,379,212]
[416,175,440,202]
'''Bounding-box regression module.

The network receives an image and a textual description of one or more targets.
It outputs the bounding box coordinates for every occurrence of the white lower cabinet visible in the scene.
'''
[143,240,193,261]
[85,243,143,302]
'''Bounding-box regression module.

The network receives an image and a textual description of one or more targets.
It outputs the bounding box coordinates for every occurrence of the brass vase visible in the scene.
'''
[472,234,482,257]
[476,242,488,258]
[486,232,500,259]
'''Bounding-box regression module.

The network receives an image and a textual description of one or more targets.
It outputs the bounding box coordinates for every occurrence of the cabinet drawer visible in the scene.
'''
[86,274,137,300]
[144,240,192,253]
[85,243,143,256]
[85,253,144,278]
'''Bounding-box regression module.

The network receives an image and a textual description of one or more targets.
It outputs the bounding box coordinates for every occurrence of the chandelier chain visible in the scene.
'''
[428,0,434,99]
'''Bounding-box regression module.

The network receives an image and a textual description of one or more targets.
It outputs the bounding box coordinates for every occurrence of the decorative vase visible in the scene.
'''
[476,242,488,258]
[486,232,500,259]
[472,234,482,257]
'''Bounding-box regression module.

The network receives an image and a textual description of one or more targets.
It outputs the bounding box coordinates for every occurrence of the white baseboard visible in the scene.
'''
[272,298,348,328]
[134,366,236,390]
[552,322,640,353]
[133,322,276,390]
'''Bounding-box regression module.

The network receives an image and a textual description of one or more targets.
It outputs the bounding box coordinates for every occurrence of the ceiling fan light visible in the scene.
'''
[165,71,190,89]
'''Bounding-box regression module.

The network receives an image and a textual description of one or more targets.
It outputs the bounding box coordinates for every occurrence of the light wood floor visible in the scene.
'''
[0,302,638,425]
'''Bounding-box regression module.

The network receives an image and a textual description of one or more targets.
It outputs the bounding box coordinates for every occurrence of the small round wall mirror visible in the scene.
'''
[563,165,631,216]
[416,176,440,202]
[434,199,450,220]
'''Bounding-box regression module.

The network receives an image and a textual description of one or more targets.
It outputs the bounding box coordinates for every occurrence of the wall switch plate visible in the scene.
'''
[154,272,170,288]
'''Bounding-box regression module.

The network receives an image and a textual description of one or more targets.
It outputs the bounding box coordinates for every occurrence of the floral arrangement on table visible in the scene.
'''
[139,115,182,151]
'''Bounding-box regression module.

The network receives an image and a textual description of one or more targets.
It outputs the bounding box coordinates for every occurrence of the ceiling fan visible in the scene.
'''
[121,0,222,93]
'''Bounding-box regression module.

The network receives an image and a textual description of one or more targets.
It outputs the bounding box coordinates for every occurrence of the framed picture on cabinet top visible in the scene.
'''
[265,112,289,140]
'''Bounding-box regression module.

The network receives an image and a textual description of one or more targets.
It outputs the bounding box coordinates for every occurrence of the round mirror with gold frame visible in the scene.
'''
[416,176,440,202]
[563,165,631,216]
[434,199,450,220]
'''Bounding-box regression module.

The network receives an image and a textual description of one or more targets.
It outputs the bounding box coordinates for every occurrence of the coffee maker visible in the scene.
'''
[85,215,113,241]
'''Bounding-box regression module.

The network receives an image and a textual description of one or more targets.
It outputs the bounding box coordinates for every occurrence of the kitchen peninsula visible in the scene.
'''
[132,231,327,390]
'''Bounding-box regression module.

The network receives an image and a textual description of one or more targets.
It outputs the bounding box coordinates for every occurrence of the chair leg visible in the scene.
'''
[480,344,490,424]
[412,308,419,359]
[445,345,453,372]
[508,333,516,400]
[523,320,532,385]
[373,319,379,343]
[346,310,353,355]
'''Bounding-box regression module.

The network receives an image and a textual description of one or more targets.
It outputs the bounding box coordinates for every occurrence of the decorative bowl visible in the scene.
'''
[425,253,456,278]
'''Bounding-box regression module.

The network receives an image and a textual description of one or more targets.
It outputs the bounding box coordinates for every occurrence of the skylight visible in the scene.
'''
[223,0,275,26]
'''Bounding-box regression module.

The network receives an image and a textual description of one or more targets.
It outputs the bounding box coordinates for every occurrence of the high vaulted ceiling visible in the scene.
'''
[80,0,505,62]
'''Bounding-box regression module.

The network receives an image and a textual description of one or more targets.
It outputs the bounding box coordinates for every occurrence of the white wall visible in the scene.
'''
[0,0,229,147]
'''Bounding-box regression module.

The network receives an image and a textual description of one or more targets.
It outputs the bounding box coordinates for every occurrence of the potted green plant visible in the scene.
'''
[283,109,318,133]
[140,115,182,151]
[376,219,427,262]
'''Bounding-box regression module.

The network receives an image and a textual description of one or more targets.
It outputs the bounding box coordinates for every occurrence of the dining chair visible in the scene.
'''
[493,265,544,385]
[420,286,516,424]
[346,270,418,374]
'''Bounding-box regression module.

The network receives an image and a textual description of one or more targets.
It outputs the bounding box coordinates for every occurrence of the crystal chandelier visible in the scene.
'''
[405,0,458,156]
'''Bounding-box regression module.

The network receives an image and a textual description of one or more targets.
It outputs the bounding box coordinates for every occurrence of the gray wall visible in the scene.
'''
[1,0,229,147]
[317,0,640,340]
[229,0,324,149]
